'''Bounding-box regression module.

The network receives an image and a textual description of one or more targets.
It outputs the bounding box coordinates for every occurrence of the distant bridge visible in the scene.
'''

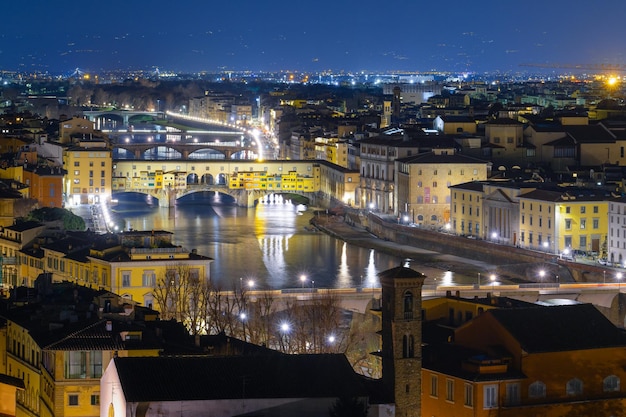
[226,282,623,315]
[114,142,257,159]
[83,110,165,125]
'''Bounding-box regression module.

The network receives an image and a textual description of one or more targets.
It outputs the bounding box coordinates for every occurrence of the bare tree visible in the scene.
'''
[153,263,208,335]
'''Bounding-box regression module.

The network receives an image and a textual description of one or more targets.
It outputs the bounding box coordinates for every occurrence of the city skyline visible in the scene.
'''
[4,0,626,75]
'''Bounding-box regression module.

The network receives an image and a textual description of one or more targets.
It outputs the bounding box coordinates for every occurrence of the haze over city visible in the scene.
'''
[4,0,626,74]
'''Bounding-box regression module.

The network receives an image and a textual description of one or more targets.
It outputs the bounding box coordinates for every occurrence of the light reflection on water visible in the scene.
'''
[113,192,471,290]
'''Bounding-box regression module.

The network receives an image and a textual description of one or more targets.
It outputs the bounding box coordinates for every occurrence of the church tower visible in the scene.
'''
[379,266,425,417]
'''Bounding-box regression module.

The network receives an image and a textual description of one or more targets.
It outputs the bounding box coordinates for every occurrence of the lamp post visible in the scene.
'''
[604,270,606,284]
[477,272,481,288]
[617,272,623,292]
[279,322,290,353]
[539,270,545,288]
[490,273,496,291]
[300,274,307,288]
[240,312,247,342]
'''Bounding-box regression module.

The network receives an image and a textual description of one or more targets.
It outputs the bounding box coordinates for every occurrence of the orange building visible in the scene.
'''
[23,165,65,208]
[422,303,626,416]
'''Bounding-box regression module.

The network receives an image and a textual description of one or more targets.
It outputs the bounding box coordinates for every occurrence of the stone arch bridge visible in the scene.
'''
[113,184,315,208]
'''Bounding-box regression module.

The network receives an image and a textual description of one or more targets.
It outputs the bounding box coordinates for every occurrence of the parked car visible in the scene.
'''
[598,258,609,266]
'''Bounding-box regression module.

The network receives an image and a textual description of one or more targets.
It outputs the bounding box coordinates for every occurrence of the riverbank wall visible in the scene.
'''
[312,211,608,284]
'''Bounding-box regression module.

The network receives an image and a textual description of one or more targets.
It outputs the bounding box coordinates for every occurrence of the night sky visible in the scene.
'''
[3,1,626,74]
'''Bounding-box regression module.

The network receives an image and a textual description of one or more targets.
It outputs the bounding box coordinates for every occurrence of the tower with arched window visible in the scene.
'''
[379,266,426,417]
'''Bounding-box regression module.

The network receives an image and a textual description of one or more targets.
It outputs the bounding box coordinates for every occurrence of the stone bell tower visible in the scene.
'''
[379,266,426,417]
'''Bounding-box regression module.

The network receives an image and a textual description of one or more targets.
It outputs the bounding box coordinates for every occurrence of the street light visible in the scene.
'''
[300,274,307,288]
[539,270,545,288]
[604,270,606,284]
[477,272,481,288]
[617,272,623,291]
[490,273,496,291]
[240,312,247,341]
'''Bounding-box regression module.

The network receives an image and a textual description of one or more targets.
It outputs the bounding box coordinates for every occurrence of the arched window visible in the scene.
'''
[604,375,620,392]
[528,381,546,398]
[566,378,583,396]
[402,334,414,358]
[404,291,413,319]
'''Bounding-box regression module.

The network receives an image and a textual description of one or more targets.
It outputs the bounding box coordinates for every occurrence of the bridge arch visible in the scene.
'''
[188,148,228,159]
[200,174,214,185]
[141,146,182,160]
[187,173,199,185]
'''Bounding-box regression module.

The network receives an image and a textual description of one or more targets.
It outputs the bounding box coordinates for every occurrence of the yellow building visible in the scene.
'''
[0,282,185,417]
[518,189,608,255]
[228,168,319,194]
[63,140,112,205]
[396,149,490,228]
[314,137,349,168]
[318,161,359,207]
[0,221,46,288]
[450,181,540,243]
[16,229,213,314]
[59,117,97,143]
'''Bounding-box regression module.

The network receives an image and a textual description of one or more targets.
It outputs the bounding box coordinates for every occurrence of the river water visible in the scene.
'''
[114,192,410,290]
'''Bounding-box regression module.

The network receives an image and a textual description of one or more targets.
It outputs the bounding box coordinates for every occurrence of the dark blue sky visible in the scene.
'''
[3,1,626,74]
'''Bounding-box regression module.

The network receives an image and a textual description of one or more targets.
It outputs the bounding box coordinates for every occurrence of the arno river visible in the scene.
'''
[113,192,465,291]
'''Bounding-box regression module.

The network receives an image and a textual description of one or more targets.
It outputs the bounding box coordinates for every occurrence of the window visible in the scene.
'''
[66,351,85,378]
[65,351,102,379]
[593,218,599,229]
[581,206,586,214]
[594,205,599,213]
[505,383,520,406]
[91,394,100,405]
[402,335,414,358]
[68,394,79,406]
[431,375,438,397]
[403,291,413,319]
[142,270,156,287]
[90,351,102,378]
[566,206,571,214]
[580,219,586,229]
[446,379,454,401]
[464,384,473,407]
[122,271,131,287]
[483,385,498,409]
[566,378,583,396]
[565,219,572,230]
[604,375,620,392]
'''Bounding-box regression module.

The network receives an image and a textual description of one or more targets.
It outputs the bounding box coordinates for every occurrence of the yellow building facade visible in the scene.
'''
[2,285,166,417]
[396,150,489,229]
[519,189,608,255]
[63,140,112,205]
